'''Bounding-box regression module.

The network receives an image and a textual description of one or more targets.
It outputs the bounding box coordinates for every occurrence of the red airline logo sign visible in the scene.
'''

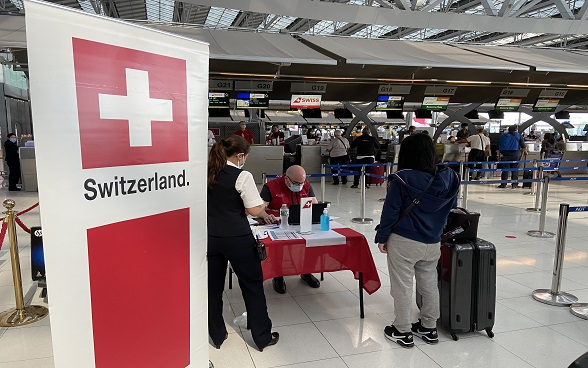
[302,200,313,209]
[290,94,321,109]
[73,38,189,169]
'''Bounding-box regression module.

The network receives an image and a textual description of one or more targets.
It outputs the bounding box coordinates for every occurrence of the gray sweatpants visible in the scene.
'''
[386,233,440,333]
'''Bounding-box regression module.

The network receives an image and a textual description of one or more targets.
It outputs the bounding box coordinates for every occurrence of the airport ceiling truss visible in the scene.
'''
[1,0,588,49]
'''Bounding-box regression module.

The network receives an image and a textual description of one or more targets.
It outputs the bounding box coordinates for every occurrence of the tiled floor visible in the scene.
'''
[1,176,588,368]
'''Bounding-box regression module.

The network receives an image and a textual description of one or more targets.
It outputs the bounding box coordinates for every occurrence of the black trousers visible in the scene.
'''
[6,160,20,190]
[500,152,521,182]
[208,234,272,349]
[329,155,349,184]
[353,157,374,186]
[467,149,485,179]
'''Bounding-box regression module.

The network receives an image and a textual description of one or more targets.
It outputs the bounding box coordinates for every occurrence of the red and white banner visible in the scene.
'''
[290,94,321,109]
[25,1,209,367]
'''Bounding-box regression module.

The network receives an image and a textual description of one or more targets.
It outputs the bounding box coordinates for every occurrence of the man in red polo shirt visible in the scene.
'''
[234,121,254,144]
[258,165,320,294]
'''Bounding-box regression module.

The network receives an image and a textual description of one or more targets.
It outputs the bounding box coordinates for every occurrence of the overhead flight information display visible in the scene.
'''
[533,98,560,112]
[494,98,522,111]
[236,92,269,109]
[421,96,450,111]
[208,92,229,108]
[376,95,405,111]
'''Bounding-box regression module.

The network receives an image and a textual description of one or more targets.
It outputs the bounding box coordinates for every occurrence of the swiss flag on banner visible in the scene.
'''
[87,209,190,368]
[73,38,188,169]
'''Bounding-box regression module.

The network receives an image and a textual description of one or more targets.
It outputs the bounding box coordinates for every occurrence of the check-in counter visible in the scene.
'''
[442,143,470,164]
[560,142,588,174]
[300,145,323,182]
[19,147,37,192]
[242,145,284,184]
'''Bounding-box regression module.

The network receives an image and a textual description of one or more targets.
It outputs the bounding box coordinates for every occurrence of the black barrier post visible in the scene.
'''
[532,204,579,306]
[527,176,555,238]
[351,166,373,224]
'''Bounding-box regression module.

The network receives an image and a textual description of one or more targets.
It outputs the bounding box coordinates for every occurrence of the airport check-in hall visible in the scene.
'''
[1,0,588,367]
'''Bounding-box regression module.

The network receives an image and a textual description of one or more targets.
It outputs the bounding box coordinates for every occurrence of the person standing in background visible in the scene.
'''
[497,125,527,188]
[266,125,284,145]
[326,130,350,185]
[234,121,254,144]
[207,135,279,351]
[456,123,471,139]
[208,130,216,147]
[3,133,21,191]
[350,128,381,189]
[459,127,490,180]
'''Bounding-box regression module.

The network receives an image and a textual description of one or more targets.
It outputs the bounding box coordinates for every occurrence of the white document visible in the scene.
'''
[299,197,313,234]
[301,225,347,247]
[267,230,303,241]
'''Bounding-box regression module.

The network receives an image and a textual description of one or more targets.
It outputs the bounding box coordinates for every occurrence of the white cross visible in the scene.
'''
[98,68,173,147]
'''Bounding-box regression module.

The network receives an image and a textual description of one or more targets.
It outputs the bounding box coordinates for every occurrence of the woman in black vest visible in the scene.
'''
[208,135,279,351]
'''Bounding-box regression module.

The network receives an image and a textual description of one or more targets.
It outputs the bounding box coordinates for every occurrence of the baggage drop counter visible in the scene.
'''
[300,145,323,183]
[243,145,284,184]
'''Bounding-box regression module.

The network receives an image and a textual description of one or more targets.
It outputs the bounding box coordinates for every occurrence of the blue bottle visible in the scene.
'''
[320,208,330,231]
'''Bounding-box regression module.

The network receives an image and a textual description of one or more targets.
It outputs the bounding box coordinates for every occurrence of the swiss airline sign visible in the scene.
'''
[291,94,322,109]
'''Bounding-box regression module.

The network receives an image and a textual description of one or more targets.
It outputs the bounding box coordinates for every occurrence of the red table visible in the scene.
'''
[251,226,381,318]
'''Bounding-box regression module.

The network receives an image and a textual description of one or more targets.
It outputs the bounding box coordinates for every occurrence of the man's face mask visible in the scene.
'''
[9,138,16,143]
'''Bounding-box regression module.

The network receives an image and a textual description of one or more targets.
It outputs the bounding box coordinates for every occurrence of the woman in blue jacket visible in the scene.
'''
[376,134,460,348]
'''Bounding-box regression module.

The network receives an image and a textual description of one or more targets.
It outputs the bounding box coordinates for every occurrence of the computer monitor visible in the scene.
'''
[288,202,330,225]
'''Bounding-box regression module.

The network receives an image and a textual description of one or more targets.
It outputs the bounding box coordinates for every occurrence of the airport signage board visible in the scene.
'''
[424,86,457,96]
[291,94,322,109]
[539,89,567,98]
[208,92,229,108]
[209,79,233,91]
[500,88,529,98]
[291,82,327,94]
[25,1,209,367]
[378,85,411,95]
[235,80,273,91]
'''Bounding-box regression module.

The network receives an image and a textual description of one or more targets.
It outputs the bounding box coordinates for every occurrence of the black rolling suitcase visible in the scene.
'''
[439,238,496,341]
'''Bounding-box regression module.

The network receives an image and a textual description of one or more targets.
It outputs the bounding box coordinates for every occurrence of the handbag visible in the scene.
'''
[374,170,436,243]
[442,207,480,241]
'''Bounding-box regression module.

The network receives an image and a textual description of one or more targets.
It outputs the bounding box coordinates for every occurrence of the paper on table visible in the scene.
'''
[267,230,303,241]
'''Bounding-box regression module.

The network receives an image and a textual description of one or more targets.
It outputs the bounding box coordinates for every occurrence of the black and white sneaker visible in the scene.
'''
[384,325,414,348]
[411,320,439,344]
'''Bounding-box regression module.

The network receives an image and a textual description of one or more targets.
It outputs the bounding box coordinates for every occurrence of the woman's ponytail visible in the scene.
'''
[207,135,250,188]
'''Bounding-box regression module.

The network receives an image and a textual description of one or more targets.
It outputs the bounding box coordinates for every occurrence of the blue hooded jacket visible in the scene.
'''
[375,168,460,244]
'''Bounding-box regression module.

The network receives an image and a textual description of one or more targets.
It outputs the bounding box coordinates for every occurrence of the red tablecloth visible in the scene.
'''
[261,227,381,295]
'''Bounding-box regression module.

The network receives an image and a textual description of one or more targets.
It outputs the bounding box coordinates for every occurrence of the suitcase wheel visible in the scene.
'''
[451,333,459,341]
[485,328,494,338]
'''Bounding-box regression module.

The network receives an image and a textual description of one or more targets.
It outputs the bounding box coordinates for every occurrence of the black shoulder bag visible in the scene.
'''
[374,171,436,243]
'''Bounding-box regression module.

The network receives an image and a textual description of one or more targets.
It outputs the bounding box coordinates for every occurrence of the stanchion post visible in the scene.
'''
[0,199,48,327]
[262,173,267,184]
[532,204,578,306]
[527,166,543,212]
[458,161,464,199]
[352,166,373,224]
[385,162,392,177]
[530,159,538,195]
[321,164,326,203]
[527,176,555,238]
[462,168,470,208]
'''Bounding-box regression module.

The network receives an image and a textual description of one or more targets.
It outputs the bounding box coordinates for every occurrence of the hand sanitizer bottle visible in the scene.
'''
[320,207,330,231]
